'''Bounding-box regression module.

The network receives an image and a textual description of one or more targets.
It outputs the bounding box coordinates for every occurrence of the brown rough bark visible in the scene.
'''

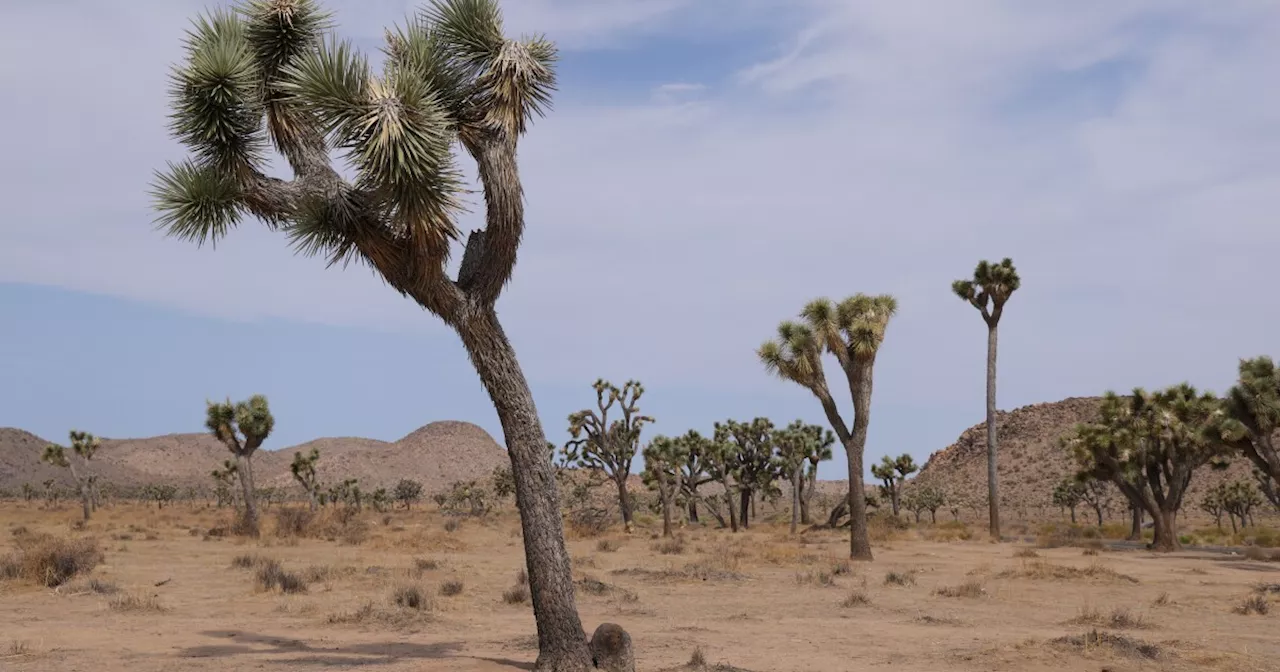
[455,307,592,671]
[985,321,1001,541]
[235,454,259,534]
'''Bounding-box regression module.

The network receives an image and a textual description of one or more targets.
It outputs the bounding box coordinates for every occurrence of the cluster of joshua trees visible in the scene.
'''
[24,2,1254,665]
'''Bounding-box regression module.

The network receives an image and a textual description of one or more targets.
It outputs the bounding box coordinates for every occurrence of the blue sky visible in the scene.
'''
[2,0,1279,479]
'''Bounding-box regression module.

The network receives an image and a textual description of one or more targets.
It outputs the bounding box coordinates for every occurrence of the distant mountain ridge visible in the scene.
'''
[0,421,507,496]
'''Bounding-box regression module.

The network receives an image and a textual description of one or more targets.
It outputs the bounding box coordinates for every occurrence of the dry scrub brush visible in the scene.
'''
[0,532,103,587]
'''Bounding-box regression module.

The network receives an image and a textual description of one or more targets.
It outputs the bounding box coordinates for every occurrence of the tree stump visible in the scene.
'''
[589,623,634,672]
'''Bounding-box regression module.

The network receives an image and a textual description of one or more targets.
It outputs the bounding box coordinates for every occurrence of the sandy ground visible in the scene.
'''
[1,503,1277,672]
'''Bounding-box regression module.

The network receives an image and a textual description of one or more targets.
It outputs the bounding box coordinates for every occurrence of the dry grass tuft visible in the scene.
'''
[515,569,528,585]
[1013,548,1039,558]
[414,557,440,572]
[933,580,985,598]
[655,536,687,555]
[596,538,621,553]
[1152,592,1171,607]
[439,579,464,596]
[230,553,274,570]
[503,585,529,605]
[1050,629,1163,660]
[884,569,917,587]
[107,592,167,613]
[795,569,837,587]
[1234,594,1269,616]
[254,560,307,594]
[392,583,432,611]
[841,590,871,608]
[996,560,1137,583]
[0,533,103,587]
[689,646,707,667]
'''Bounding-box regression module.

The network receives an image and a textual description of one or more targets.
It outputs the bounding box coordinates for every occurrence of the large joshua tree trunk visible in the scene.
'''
[986,322,1001,541]
[66,460,90,522]
[615,474,634,531]
[235,454,260,533]
[739,489,751,529]
[843,362,876,560]
[1128,502,1142,541]
[800,467,817,525]
[687,500,699,523]
[455,307,592,671]
[790,465,802,534]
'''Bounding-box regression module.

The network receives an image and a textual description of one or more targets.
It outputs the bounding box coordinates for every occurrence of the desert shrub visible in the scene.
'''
[1013,548,1039,558]
[108,592,167,613]
[516,569,528,586]
[884,569,917,587]
[392,584,432,610]
[274,508,317,538]
[1152,592,1171,607]
[503,585,529,604]
[655,537,686,555]
[1082,548,1099,556]
[415,558,439,572]
[934,580,985,598]
[85,578,119,594]
[1106,607,1147,629]
[596,539,620,553]
[795,570,837,587]
[830,559,853,576]
[443,519,460,533]
[1235,595,1269,615]
[439,579,464,596]
[337,518,369,546]
[231,553,273,569]
[0,534,103,587]
[689,647,707,667]
[841,590,871,607]
[255,560,307,594]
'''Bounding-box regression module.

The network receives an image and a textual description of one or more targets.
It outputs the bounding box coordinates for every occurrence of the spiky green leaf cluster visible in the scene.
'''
[759,294,898,391]
[565,379,653,476]
[952,257,1020,320]
[206,394,275,454]
[154,0,557,271]
[773,420,834,472]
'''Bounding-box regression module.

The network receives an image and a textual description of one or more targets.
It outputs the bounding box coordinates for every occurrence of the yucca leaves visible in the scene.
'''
[152,160,246,245]
[206,394,275,454]
[760,294,897,393]
[953,257,1020,319]
[169,8,266,171]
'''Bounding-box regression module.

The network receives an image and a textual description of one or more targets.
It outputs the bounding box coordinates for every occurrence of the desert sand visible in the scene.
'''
[2,503,1277,672]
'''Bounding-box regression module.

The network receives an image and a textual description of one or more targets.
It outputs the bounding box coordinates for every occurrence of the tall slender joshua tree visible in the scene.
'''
[41,430,100,521]
[290,447,322,511]
[206,395,275,533]
[952,258,1020,541]
[565,379,652,531]
[150,2,593,665]
[759,294,897,560]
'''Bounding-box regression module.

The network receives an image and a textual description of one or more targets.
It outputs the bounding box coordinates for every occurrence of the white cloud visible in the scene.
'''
[2,0,1279,422]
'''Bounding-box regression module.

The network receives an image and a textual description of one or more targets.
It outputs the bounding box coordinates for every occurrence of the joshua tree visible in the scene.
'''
[206,395,274,534]
[759,294,897,560]
[1075,477,1113,527]
[870,453,917,518]
[492,465,515,500]
[1217,356,1280,487]
[146,484,179,509]
[952,258,1020,541]
[1201,484,1228,530]
[393,478,423,510]
[1067,385,1227,551]
[565,379,653,531]
[328,478,363,511]
[774,420,834,533]
[641,436,687,538]
[290,447,322,511]
[1223,480,1262,531]
[40,430,100,521]
[21,483,35,504]
[677,431,715,524]
[714,418,777,529]
[151,1,593,664]
[370,487,391,513]
[702,436,740,532]
[1051,478,1084,523]
[211,460,239,508]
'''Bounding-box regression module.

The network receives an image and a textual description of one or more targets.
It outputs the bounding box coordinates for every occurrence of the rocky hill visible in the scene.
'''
[908,397,1262,520]
[0,421,507,497]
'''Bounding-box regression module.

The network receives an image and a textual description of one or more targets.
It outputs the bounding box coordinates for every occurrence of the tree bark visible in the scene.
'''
[455,307,592,672]
[790,467,801,534]
[1093,505,1103,527]
[235,454,260,534]
[1128,503,1142,541]
[739,489,751,530]
[687,500,699,524]
[660,495,672,538]
[1151,509,1180,551]
[723,478,738,532]
[615,475,634,531]
[845,360,876,560]
[985,322,1001,541]
[1069,507,1076,524]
